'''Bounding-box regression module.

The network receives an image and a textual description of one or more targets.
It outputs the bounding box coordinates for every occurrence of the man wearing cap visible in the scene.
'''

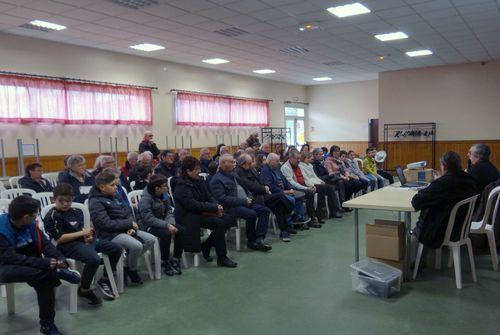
[139,131,160,160]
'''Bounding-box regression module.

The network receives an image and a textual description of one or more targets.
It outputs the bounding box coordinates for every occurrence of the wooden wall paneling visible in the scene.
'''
[307,141,369,155]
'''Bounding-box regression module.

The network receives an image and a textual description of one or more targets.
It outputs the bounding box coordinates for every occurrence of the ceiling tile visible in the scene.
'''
[196,6,239,19]
[221,14,261,26]
[169,0,217,12]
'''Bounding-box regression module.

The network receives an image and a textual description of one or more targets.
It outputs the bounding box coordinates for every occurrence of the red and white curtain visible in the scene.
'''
[175,92,269,127]
[0,74,152,125]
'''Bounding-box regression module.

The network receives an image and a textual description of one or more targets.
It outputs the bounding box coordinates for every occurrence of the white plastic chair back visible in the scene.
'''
[0,183,6,193]
[199,173,208,180]
[0,198,11,213]
[1,188,36,200]
[130,180,136,190]
[41,202,91,229]
[9,176,23,189]
[442,195,479,246]
[167,177,175,206]
[353,158,363,170]
[42,173,59,187]
[472,186,500,231]
[33,192,54,209]
[127,190,143,208]
[79,186,92,195]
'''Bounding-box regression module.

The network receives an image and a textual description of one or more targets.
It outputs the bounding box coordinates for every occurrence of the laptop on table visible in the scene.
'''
[395,166,430,188]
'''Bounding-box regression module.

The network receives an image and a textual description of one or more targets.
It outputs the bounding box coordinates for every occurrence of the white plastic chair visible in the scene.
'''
[470,186,500,271]
[413,195,479,289]
[79,186,92,195]
[0,283,14,315]
[42,172,59,187]
[0,198,10,213]
[199,173,209,180]
[41,203,121,301]
[8,176,23,189]
[129,180,136,190]
[354,158,364,171]
[167,177,175,206]
[0,183,6,193]
[1,188,36,200]
[33,192,54,209]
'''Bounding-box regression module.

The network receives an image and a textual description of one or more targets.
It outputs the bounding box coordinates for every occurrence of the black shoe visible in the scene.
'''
[56,268,81,284]
[317,217,326,224]
[217,256,238,268]
[163,262,176,276]
[342,207,353,212]
[170,258,182,275]
[301,225,310,230]
[126,269,143,285]
[247,241,272,252]
[78,288,102,306]
[40,323,63,335]
[287,228,298,235]
[97,278,115,300]
[201,242,214,262]
[329,213,343,219]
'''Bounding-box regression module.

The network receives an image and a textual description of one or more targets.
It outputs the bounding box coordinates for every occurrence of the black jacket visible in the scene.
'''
[200,158,213,174]
[138,140,160,159]
[138,188,175,230]
[58,170,94,203]
[43,207,85,242]
[468,160,499,194]
[173,176,220,252]
[412,171,479,248]
[210,171,250,208]
[311,159,341,184]
[19,176,53,193]
[153,162,176,179]
[235,167,268,204]
[88,187,134,240]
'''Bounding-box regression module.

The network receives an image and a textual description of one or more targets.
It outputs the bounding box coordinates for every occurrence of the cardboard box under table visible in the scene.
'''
[366,220,406,274]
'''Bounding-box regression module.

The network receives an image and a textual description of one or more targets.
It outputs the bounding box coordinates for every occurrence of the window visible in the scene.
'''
[175,92,269,127]
[0,74,152,125]
[285,104,307,148]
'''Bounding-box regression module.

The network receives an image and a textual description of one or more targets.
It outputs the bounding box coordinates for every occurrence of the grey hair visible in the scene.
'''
[471,143,491,160]
[236,153,252,166]
[312,148,323,156]
[93,155,114,170]
[138,151,152,162]
[66,154,85,169]
[127,151,139,161]
[267,153,279,163]
[219,153,234,164]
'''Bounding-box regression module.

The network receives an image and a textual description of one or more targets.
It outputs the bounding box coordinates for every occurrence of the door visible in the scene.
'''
[285,105,306,149]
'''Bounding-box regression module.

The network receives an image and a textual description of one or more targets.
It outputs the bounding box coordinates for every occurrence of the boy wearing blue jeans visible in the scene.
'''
[43,183,122,303]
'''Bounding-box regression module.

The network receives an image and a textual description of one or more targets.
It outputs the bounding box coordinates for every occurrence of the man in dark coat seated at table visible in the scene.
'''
[411,151,479,249]
[466,143,498,195]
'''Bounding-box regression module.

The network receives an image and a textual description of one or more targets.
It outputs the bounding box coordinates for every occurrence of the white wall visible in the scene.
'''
[0,33,306,156]
[306,80,378,142]
[379,61,500,140]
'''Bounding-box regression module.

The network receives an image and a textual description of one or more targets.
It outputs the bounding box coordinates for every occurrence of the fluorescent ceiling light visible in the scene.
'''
[375,32,408,41]
[202,58,230,64]
[29,20,66,31]
[130,43,165,51]
[313,77,332,81]
[327,3,371,18]
[253,69,276,74]
[406,49,433,57]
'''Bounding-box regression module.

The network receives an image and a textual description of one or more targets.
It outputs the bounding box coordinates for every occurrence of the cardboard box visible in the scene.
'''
[403,168,434,183]
[370,257,405,273]
[366,220,405,261]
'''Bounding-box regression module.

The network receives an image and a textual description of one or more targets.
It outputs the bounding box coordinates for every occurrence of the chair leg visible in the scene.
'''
[413,243,424,279]
[6,283,15,315]
[116,256,124,294]
[1,285,6,298]
[144,252,154,280]
[153,239,162,280]
[447,248,454,268]
[435,248,442,269]
[193,253,200,267]
[451,246,462,289]
[181,253,188,269]
[235,227,241,251]
[69,283,78,314]
[466,239,477,283]
[486,230,499,271]
[102,255,119,298]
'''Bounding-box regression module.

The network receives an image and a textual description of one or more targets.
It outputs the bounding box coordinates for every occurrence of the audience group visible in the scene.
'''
[1,130,498,335]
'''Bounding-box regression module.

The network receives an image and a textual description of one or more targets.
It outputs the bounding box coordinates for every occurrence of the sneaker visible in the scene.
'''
[78,288,102,306]
[163,262,176,276]
[279,231,291,242]
[97,279,115,300]
[40,323,63,335]
[170,258,182,275]
[126,269,143,285]
[56,268,81,284]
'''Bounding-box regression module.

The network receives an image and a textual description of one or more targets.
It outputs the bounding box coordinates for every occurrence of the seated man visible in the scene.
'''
[129,151,153,183]
[92,155,130,192]
[138,131,160,160]
[174,156,237,268]
[210,154,272,252]
[19,163,54,193]
[467,143,499,194]
[120,151,138,179]
[43,183,122,303]
[199,147,214,173]
[281,150,322,227]
[89,170,156,285]
[411,151,479,249]
[340,150,370,193]
[346,150,373,192]
[363,147,386,190]
[236,154,294,242]
[58,154,95,203]
[329,146,364,199]
[214,146,230,165]
[132,164,152,191]
[0,196,80,335]
[138,174,184,276]
[154,150,177,179]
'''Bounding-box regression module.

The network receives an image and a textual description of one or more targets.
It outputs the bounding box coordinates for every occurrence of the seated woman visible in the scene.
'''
[58,155,94,203]
[173,156,237,268]
[121,152,139,179]
[19,163,53,193]
[138,174,184,276]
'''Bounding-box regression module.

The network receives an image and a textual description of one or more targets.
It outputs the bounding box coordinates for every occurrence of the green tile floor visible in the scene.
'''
[1,209,500,335]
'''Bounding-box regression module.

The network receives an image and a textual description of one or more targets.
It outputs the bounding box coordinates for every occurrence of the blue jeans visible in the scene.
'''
[365,173,385,190]
[228,203,271,243]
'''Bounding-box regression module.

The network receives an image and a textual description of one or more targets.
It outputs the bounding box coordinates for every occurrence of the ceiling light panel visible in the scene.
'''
[253,69,276,74]
[406,49,433,57]
[28,20,66,31]
[313,77,332,81]
[327,3,371,18]
[202,58,230,64]
[130,43,165,51]
[375,32,408,41]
